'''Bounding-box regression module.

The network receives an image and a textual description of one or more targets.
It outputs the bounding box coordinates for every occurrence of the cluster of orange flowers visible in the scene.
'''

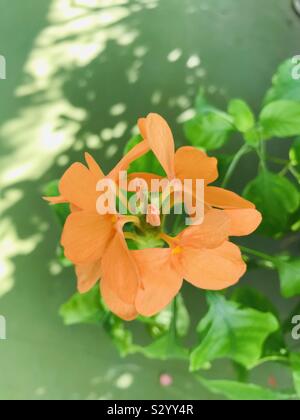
[45,114,262,321]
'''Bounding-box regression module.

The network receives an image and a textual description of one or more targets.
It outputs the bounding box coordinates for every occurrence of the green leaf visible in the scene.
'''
[228,99,255,133]
[244,126,261,147]
[190,293,279,371]
[260,100,300,139]
[243,170,300,236]
[60,287,106,326]
[123,135,166,176]
[197,377,294,401]
[103,313,135,357]
[184,111,233,150]
[264,58,300,104]
[290,353,300,396]
[43,180,70,226]
[137,333,188,361]
[231,287,285,358]
[276,258,300,298]
[140,294,190,338]
[290,137,300,169]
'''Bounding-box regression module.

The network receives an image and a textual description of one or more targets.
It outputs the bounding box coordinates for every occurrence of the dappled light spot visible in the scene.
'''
[105,144,119,158]
[101,128,114,142]
[134,46,148,58]
[151,90,162,105]
[57,154,71,167]
[110,103,127,116]
[0,219,42,297]
[115,373,134,389]
[86,134,103,149]
[176,108,196,123]
[74,141,84,151]
[167,48,182,63]
[187,54,201,69]
[49,261,63,276]
[113,121,128,138]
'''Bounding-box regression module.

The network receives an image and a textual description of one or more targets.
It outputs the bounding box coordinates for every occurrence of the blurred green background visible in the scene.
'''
[0,0,300,400]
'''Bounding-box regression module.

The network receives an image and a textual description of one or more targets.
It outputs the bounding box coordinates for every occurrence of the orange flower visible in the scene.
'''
[45,113,262,321]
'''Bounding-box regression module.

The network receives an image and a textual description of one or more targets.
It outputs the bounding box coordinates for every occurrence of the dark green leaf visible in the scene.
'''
[197,377,294,401]
[264,58,300,104]
[260,100,300,139]
[184,112,233,150]
[190,293,279,371]
[243,170,300,236]
[228,99,255,133]
[60,287,105,326]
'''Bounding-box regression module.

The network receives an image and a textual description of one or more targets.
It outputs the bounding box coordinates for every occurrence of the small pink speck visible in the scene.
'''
[160,373,173,387]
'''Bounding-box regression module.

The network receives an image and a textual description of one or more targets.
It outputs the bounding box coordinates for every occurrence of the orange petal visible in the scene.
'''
[61,211,114,264]
[175,146,218,185]
[138,117,147,139]
[205,186,255,209]
[76,260,102,294]
[85,152,105,179]
[181,241,246,290]
[100,281,138,321]
[133,248,183,317]
[127,172,163,191]
[109,140,149,180]
[145,113,175,179]
[59,163,99,211]
[101,232,139,317]
[43,195,67,204]
[224,209,262,236]
[178,209,230,249]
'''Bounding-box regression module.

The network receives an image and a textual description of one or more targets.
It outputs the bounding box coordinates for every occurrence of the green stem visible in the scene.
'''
[240,246,277,264]
[222,144,251,188]
[289,166,300,183]
[170,296,178,341]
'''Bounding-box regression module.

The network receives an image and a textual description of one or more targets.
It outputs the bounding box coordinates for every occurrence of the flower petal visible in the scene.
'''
[61,211,113,264]
[224,209,262,236]
[181,241,246,290]
[85,152,105,179]
[145,113,175,179]
[101,232,139,310]
[179,209,230,249]
[205,186,255,209]
[133,248,183,317]
[100,281,138,321]
[109,140,149,180]
[59,163,99,211]
[76,260,102,293]
[175,146,218,185]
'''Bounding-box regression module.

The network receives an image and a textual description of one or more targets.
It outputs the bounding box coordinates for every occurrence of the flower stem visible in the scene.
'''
[240,246,277,263]
[222,144,251,188]
[170,296,178,341]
